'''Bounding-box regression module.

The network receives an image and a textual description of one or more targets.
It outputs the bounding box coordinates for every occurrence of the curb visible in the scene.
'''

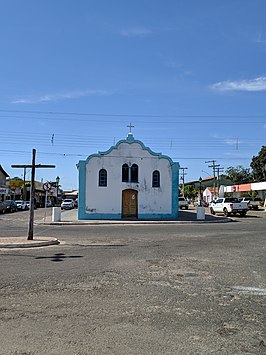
[0,237,60,249]
[39,218,232,226]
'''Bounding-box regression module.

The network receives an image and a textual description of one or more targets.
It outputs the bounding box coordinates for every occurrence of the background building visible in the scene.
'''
[0,165,10,202]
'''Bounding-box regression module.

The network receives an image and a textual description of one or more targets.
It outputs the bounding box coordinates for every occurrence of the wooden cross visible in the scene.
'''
[127,122,135,133]
[12,149,55,240]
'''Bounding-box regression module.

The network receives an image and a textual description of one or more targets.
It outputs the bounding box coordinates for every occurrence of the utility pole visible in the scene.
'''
[179,167,188,196]
[205,160,220,199]
[12,149,55,240]
[23,167,26,201]
[215,166,224,195]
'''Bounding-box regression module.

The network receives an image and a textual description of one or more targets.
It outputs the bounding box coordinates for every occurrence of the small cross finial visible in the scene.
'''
[127,122,134,133]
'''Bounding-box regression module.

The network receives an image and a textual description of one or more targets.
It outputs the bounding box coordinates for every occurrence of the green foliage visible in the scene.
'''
[250,146,266,182]
[225,165,253,184]
[183,185,197,198]
[8,178,24,190]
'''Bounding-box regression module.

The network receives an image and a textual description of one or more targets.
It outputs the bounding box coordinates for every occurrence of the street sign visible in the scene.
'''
[43,182,51,191]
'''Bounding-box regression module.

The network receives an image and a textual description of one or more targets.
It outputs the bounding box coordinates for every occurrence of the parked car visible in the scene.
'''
[15,200,29,211]
[238,197,259,210]
[193,200,209,207]
[209,197,248,217]
[179,196,189,210]
[61,199,75,210]
[3,200,18,213]
[74,199,78,208]
[26,201,37,209]
[0,202,7,214]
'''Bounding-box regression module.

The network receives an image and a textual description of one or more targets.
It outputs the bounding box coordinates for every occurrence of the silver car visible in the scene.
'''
[61,199,75,210]
[179,196,189,210]
[15,200,29,210]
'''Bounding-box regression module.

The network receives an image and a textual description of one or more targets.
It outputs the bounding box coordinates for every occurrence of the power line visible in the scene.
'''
[1,114,266,124]
[0,110,265,123]
[1,108,266,118]
[0,149,252,160]
[0,130,264,144]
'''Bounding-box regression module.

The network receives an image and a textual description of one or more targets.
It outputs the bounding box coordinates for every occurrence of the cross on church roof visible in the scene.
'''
[127,122,134,133]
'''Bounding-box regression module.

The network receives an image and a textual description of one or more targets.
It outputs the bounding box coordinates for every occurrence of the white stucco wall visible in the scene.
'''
[85,142,173,215]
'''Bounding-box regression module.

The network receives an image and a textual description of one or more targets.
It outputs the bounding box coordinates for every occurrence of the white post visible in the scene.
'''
[52,207,61,222]
[197,206,205,220]
[43,190,48,222]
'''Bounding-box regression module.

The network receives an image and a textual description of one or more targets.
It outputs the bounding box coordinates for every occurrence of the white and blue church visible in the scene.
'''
[77,132,180,220]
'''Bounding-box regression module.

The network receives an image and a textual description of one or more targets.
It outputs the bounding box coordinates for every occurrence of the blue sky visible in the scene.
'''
[0,0,266,189]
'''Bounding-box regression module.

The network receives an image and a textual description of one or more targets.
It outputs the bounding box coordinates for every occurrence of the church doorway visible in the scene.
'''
[122,189,138,218]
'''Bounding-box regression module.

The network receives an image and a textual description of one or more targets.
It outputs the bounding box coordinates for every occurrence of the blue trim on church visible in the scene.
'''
[77,134,180,220]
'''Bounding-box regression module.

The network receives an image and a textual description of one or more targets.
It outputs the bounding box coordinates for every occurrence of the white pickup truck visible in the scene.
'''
[210,197,249,217]
[238,197,260,210]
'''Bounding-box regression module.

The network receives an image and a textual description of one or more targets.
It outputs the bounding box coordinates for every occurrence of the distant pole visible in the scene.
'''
[199,177,203,206]
[179,167,188,196]
[205,160,220,199]
[44,189,48,223]
[28,149,36,240]
[23,167,26,201]
[215,167,224,197]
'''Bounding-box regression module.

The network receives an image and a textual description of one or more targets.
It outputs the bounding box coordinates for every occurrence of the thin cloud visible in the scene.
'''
[211,77,266,92]
[163,58,182,69]
[120,26,152,37]
[11,89,111,104]
[255,33,266,44]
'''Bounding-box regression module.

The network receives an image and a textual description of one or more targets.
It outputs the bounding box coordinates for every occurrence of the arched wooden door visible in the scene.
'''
[122,189,138,218]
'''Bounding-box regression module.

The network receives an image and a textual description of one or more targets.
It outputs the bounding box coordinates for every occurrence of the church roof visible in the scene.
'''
[78,133,177,167]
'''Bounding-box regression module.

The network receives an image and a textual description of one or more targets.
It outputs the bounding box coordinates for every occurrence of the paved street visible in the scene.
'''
[0,209,265,354]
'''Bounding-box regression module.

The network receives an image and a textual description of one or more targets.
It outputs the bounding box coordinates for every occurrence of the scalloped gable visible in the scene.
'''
[77,133,174,167]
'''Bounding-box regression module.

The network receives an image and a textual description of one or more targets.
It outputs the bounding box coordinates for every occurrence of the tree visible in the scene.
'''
[7,177,24,190]
[250,146,266,182]
[225,165,253,184]
[183,185,197,199]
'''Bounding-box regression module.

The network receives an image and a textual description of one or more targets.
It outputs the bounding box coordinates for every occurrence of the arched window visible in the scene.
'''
[122,164,129,182]
[131,164,138,183]
[99,169,107,187]
[152,170,160,187]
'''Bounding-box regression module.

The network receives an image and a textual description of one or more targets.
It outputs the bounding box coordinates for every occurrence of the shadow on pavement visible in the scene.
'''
[35,253,83,262]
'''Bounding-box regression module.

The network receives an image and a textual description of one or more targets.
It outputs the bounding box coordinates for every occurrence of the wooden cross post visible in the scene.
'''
[11,149,55,240]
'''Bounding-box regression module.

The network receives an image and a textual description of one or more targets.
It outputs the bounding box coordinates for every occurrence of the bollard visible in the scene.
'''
[196,206,205,220]
[52,207,61,222]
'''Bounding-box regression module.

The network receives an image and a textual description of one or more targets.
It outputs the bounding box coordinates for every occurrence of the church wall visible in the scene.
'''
[78,138,179,219]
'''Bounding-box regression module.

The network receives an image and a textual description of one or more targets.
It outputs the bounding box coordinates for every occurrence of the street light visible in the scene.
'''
[56,176,60,206]
[199,176,203,206]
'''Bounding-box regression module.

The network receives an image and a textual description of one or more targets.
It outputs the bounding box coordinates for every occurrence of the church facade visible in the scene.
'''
[77,133,179,220]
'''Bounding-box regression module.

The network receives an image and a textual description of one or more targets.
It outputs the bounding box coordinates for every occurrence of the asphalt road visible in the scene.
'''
[0,210,265,354]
